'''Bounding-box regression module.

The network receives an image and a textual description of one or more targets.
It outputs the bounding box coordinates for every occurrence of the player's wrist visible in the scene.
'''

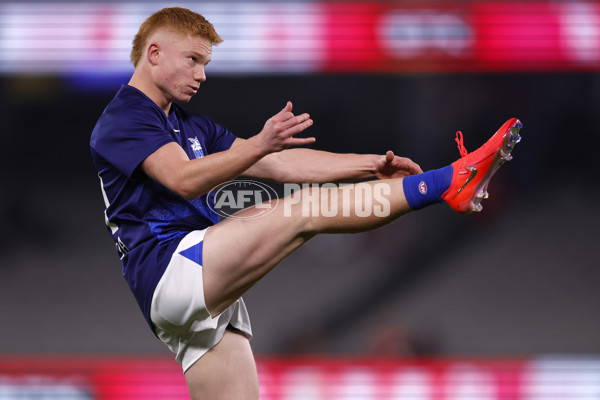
[367,154,383,176]
[246,135,271,158]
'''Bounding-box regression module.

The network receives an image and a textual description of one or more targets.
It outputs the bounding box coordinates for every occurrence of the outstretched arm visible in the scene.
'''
[240,143,423,183]
[141,102,314,200]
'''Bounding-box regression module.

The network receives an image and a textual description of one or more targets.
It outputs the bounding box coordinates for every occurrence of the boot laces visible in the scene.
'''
[455,131,468,158]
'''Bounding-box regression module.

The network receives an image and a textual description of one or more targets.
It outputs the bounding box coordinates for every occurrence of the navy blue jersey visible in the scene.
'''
[90,84,236,329]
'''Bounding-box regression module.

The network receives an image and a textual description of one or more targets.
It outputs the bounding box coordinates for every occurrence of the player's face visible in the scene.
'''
[155,31,212,104]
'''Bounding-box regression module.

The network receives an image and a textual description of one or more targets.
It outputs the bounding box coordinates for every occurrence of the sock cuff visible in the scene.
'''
[402,165,453,210]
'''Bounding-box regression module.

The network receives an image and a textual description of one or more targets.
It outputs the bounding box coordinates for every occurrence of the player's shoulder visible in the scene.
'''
[173,104,220,131]
[91,85,166,147]
[95,86,164,128]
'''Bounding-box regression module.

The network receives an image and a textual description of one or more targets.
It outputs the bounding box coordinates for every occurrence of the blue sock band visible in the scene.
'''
[402,165,453,210]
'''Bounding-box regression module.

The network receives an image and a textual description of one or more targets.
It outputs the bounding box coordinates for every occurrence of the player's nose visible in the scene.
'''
[194,66,206,83]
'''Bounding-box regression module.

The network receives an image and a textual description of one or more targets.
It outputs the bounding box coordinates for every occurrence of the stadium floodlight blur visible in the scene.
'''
[0,0,599,82]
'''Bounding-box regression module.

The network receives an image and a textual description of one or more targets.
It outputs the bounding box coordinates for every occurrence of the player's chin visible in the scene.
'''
[176,93,194,103]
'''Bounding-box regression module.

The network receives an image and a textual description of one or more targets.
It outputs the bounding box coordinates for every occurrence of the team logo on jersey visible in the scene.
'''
[418,181,428,195]
[188,137,205,158]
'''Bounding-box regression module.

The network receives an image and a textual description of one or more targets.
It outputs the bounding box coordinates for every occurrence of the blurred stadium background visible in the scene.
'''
[0,0,599,398]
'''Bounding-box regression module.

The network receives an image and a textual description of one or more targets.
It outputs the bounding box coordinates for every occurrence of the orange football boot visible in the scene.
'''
[442,118,522,214]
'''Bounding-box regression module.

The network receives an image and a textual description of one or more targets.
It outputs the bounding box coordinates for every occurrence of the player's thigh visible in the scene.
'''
[185,329,258,400]
[202,200,314,316]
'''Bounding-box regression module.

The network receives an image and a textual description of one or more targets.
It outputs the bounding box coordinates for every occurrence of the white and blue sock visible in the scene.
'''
[402,165,453,210]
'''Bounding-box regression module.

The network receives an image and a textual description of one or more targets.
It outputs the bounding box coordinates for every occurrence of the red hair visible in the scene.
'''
[130,7,222,66]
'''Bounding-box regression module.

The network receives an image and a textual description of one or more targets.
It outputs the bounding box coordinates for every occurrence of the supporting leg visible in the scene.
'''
[185,329,259,400]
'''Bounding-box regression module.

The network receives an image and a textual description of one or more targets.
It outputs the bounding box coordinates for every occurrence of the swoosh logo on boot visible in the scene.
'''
[453,166,477,199]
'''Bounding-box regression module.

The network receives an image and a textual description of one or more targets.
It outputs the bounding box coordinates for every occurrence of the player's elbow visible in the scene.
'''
[168,169,215,201]
[174,178,215,201]
[179,191,197,201]
[174,180,200,201]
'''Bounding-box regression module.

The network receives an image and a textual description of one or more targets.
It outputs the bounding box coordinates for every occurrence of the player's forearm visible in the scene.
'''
[176,137,266,199]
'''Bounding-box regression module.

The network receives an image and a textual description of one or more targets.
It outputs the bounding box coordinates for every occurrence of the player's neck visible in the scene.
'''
[128,71,172,116]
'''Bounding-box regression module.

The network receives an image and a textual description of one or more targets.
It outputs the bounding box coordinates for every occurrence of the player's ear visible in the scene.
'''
[147,42,160,66]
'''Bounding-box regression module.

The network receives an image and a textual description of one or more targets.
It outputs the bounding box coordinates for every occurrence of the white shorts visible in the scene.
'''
[150,229,253,372]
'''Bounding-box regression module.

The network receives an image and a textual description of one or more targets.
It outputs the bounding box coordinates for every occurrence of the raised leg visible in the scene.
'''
[202,178,411,316]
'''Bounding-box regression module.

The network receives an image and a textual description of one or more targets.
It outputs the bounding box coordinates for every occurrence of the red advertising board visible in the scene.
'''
[1,356,599,399]
[320,2,600,72]
[1,1,599,74]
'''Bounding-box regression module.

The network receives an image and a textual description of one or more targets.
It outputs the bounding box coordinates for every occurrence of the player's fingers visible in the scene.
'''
[281,118,314,140]
[409,161,423,174]
[272,109,295,122]
[273,107,304,126]
[277,113,311,131]
[268,102,295,124]
[287,136,317,147]
[385,150,395,163]
[279,101,293,115]
[394,156,422,175]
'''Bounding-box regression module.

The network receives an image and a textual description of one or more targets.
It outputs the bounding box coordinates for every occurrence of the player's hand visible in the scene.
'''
[374,150,422,179]
[255,101,315,155]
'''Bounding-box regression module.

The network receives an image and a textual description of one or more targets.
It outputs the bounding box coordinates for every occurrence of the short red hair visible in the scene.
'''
[130,7,223,67]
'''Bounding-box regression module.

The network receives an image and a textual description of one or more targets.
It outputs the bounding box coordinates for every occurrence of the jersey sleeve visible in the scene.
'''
[209,121,236,153]
[91,100,174,178]
[196,115,237,154]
